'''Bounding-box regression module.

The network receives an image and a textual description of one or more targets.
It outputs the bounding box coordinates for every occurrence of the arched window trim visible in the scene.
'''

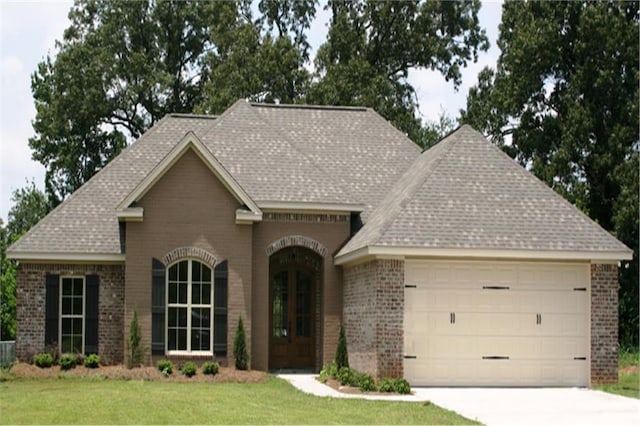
[165,257,214,355]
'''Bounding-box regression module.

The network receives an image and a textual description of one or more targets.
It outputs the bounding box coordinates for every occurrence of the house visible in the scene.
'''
[8,100,631,386]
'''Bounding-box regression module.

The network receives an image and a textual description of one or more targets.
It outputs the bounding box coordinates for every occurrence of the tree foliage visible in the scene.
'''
[461,1,639,348]
[233,316,249,370]
[127,307,143,368]
[307,0,488,148]
[335,324,349,369]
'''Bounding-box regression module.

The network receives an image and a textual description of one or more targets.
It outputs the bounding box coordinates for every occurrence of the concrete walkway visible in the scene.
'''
[278,374,640,426]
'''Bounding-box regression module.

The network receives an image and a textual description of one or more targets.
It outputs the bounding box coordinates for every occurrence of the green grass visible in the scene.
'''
[0,376,477,425]
[596,350,639,399]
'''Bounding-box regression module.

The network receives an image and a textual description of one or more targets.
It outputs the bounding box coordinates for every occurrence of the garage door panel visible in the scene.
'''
[404,260,589,386]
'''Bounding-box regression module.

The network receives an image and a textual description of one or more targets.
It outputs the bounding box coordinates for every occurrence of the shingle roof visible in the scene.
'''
[337,125,631,257]
[8,100,419,257]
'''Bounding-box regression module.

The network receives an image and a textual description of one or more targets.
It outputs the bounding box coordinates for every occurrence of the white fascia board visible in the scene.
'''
[6,251,126,263]
[334,246,633,266]
[117,207,144,222]
[117,131,261,216]
[235,209,263,225]
[259,201,365,213]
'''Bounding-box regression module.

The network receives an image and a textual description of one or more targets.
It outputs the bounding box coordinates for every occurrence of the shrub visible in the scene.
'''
[318,361,338,383]
[84,354,101,368]
[357,372,377,392]
[379,378,395,393]
[336,366,356,386]
[157,359,173,375]
[335,325,349,369]
[181,361,197,377]
[59,354,77,370]
[127,308,144,368]
[233,316,249,370]
[33,353,53,368]
[202,361,219,375]
[379,377,411,394]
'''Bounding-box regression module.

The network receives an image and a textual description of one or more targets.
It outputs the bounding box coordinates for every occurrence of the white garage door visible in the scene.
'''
[404,260,590,386]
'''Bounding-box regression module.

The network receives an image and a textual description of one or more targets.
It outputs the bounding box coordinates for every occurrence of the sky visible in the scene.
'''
[0,1,502,223]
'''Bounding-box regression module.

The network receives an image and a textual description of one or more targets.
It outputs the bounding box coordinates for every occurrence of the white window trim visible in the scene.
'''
[165,259,214,355]
[59,276,85,354]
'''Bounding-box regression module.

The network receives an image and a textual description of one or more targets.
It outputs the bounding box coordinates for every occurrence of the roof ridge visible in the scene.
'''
[250,102,368,112]
[7,115,170,254]
[246,101,363,205]
[168,113,217,119]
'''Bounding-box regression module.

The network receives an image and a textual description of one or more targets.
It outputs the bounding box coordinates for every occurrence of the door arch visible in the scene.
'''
[269,246,322,370]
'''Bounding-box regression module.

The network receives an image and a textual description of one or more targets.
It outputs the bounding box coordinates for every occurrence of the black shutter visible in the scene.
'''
[45,274,60,347]
[85,274,99,355]
[214,261,228,355]
[151,258,165,355]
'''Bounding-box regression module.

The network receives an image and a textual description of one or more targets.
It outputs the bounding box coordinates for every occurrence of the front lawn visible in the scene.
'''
[596,350,639,399]
[0,376,476,425]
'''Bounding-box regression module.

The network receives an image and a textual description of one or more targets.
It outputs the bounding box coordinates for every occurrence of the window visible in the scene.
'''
[59,277,84,353]
[167,260,213,353]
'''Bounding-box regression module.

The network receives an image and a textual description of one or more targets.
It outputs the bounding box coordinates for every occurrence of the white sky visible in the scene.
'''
[0,0,502,223]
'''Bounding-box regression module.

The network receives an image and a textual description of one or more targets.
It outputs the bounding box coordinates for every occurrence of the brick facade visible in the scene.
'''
[590,263,619,385]
[343,259,404,379]
[16,263,125,364]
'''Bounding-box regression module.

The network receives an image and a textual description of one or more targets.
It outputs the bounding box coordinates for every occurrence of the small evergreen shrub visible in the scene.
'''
[84,354,101,368]
[336,366,356,386]
[127,308,144,368]
[335,325,349,369]
[379,377,411,394]
[233,316,249,370]
[202,361,219,375]
[157,359,173,375]
[318,361,338,383]
[33,353,53,368]
[379,378,395,393]
[59,354,77,370]
[356,372,377,392]
[181,361,197,377]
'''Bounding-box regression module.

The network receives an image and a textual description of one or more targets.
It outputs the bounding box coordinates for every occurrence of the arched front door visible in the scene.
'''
[269,246,320,369]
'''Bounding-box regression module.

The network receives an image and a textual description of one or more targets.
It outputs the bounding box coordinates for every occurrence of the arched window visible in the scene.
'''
[166,259,213,353]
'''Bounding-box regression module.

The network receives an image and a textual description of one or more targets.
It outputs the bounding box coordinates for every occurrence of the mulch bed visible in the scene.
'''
[9,362,267,383]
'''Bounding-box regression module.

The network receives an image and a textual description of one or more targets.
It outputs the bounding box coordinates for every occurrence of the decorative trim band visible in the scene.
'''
[266,235,328,257]
[263,212,349,223]
[163,247,217,267]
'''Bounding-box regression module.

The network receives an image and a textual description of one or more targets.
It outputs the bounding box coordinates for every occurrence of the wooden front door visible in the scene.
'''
[269,265,315,369]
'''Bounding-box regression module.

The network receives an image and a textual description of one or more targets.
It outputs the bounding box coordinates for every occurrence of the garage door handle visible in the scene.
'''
[482,356,509,360]
[404,355,417,359]
[482,286,510,290]
[536,313,542,325]
[574,357,586,360]
[450,312,456,324]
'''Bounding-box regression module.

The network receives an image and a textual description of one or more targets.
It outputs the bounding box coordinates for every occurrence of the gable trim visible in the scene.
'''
[7,251,126,263]
[334,246,633,266]
[116,131,261,216]
[259,201,365,213]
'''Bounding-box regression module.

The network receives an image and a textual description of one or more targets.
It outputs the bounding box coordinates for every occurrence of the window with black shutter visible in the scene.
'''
[214,261,228,356]
[151,258,166,355]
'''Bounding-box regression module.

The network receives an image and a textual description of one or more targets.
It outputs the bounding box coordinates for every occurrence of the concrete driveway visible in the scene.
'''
[412,387,640,425]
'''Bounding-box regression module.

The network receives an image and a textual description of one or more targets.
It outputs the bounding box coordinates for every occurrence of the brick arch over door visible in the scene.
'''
[265,235,328,258]
[162,246,217,268]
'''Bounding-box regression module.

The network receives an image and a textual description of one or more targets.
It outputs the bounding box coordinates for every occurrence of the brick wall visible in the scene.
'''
[343,259,404,379]
[590,263,619,385]
[16,263,125,364]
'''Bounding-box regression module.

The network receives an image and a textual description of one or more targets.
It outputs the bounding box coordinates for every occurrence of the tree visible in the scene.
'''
[30,0,219,205]
[461,1,639,348]
[127,307,143,368]
[335,324,349,369]
[233,315,249,370]
[0,182,50,341]
[307,0,488,147]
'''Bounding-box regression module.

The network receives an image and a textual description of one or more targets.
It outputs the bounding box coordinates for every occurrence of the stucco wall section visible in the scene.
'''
[15,263,125,364]
[126,148,252,365]
[343,259,404,378]
[590,263,619,385]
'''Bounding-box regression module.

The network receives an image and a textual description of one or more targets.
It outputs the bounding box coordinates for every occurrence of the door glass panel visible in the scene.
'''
[296,270,312,337]
[272,271,288,338]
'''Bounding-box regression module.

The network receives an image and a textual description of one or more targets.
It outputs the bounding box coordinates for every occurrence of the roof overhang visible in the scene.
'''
[258,201,365,214]
[116,131,262,222]
[334,245,633,266]
[6,251,126,263]
[235,208,263,225]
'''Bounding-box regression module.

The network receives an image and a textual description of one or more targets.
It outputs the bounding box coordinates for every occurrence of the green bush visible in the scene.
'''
[33,353,53,368]
[84,354,100,368]
[127,308,144,368]
[202,361,219,375]
[392,378,411,394]
[335,325,349,369]
[318,361,338,383]
[379,377,395,393]
[59,354,77,370]
[356,372,377,392]
[181,361,197,377]
[156,359,173,375]
[336,366,356,386]
[233,316,249,370]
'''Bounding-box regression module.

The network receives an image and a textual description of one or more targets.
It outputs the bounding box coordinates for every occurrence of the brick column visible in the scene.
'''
[590,263,618,384]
